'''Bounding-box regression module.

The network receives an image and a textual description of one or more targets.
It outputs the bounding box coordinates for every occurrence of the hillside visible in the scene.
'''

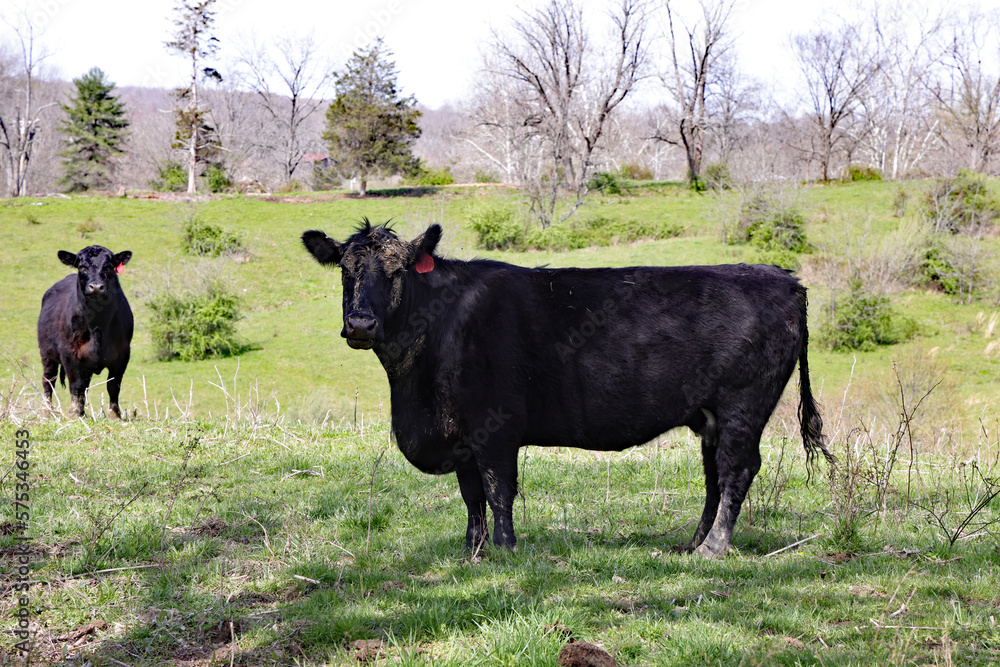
[1,180,998,448]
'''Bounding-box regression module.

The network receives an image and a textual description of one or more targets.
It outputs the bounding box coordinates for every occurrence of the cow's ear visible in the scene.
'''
[115,251,132,267]
[58,251,78,268]
[302,230,342,266]
[412,224,442,258]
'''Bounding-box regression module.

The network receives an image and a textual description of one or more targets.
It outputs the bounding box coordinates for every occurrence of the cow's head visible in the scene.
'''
[302,221,442,350]
[58,245,132,304]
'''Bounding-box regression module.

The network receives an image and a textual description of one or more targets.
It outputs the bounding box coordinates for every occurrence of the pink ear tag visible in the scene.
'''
[415,253,434,274]
[115,263,124,274]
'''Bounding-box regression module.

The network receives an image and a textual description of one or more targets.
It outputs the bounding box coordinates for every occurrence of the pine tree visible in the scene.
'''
[57,67,129,192]
[322,38,421,196]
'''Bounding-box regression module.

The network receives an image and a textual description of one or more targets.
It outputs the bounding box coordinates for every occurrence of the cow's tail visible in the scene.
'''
[795,285,835,479]
[59,364,66,388]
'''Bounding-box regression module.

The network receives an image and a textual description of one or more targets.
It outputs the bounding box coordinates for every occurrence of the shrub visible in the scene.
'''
[616,163,653,181]
[923,235,995,303]
[524,225,590,251]
[76,217,101,238]
[406,165,455,186]
[845,165,883,182]
[148,281,243,361]
[892,186,908,218]
[204,165,232,193]
[182,219,245,258]
[469,202,523,250]
[820,280,913,351]
[473,169,499,184]
[151,160,187,192]
[587,171,625,195]
[703,162,733,190]
[923,169,1000,234]
[725,190,810,257]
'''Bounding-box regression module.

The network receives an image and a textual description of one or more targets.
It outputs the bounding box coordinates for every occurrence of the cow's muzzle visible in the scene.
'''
[343,316,379,349]
[86,282,107,296]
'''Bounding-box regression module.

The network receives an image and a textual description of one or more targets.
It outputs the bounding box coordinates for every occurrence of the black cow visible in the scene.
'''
[38,245,134,419]
[302,222,833,558]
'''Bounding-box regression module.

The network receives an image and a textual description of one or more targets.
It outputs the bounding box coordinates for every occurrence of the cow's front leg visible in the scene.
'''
[66,367,92,418]
[107,356,129,420]
[456,463,488,550]
[478,448,520,550]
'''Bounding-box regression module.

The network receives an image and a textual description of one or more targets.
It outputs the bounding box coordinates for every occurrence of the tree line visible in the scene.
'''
[0,0,998,220]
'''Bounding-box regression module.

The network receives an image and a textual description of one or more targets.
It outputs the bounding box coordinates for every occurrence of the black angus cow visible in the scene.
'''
[302,222,834,558]
[38,245,133,419]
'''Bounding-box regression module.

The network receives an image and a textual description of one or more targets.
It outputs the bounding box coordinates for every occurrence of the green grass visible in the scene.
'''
[0,418,997,665]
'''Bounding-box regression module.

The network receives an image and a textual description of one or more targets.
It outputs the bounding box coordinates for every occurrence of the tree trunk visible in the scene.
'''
[359,178,367,197]
[188,57,198,195]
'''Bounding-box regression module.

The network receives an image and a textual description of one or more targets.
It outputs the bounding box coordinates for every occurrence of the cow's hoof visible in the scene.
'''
[693,542,727,559]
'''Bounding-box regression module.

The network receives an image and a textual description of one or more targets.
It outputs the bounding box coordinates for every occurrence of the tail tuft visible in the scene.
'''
[796,285,836,480]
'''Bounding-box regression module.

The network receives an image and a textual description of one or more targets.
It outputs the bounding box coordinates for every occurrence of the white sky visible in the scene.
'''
[3,0,999,109]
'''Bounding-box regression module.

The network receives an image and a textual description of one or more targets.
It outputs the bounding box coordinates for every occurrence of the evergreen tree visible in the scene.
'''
[57,67,129,192]
[322,38,421,196]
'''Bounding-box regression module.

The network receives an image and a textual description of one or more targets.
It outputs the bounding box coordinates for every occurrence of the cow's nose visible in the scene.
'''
[345,316,378,338]
[86,283,106,295]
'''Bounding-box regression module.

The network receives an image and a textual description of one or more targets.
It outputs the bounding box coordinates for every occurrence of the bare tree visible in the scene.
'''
[655,0,736,187]
[930,7,1000,174]
[856,1,943,179]
[166,0,221,195]
[0,18,56,197]
[476,0,649,227]
[234,33,333,183]
[792,18,877,181]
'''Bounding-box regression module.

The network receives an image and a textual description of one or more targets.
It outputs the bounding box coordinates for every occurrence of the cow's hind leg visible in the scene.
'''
[685,409,720,552]
[693,417,764,558]
[456,463,488,551]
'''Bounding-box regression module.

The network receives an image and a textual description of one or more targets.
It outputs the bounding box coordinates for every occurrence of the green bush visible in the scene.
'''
[406,165,455,186]
[703,162,733,190]
[922,235,995,303]
[820,281,913,351]
[924,169,1000,234]
[182,219,245,258]
[204,165,232,193]
[148,281,243,361]
[151,160,187,192]
[845,165,883,181]
[469,202,523,250]
[616,163,653,181]
[525,225,590,251]
[524,217,682,251]
[473,169,499,184]
[726,191,810,255]
[587,171,625,195]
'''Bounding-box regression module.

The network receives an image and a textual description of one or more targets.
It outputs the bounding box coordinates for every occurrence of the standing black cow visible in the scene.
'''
[302,222,833,558]
[38,245,134,419]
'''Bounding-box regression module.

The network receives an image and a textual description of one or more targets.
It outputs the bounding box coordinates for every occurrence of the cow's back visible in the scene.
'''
[448,263,805,451]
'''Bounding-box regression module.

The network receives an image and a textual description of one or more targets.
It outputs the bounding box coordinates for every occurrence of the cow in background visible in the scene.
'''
[38,245,133,419]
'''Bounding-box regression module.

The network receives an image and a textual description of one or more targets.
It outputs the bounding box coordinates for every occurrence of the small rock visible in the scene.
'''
[557,640,617,667]
[350,639,386,663]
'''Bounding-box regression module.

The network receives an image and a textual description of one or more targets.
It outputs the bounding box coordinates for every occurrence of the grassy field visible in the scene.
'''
[1,181,1000,664]
[0,416,998,665]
